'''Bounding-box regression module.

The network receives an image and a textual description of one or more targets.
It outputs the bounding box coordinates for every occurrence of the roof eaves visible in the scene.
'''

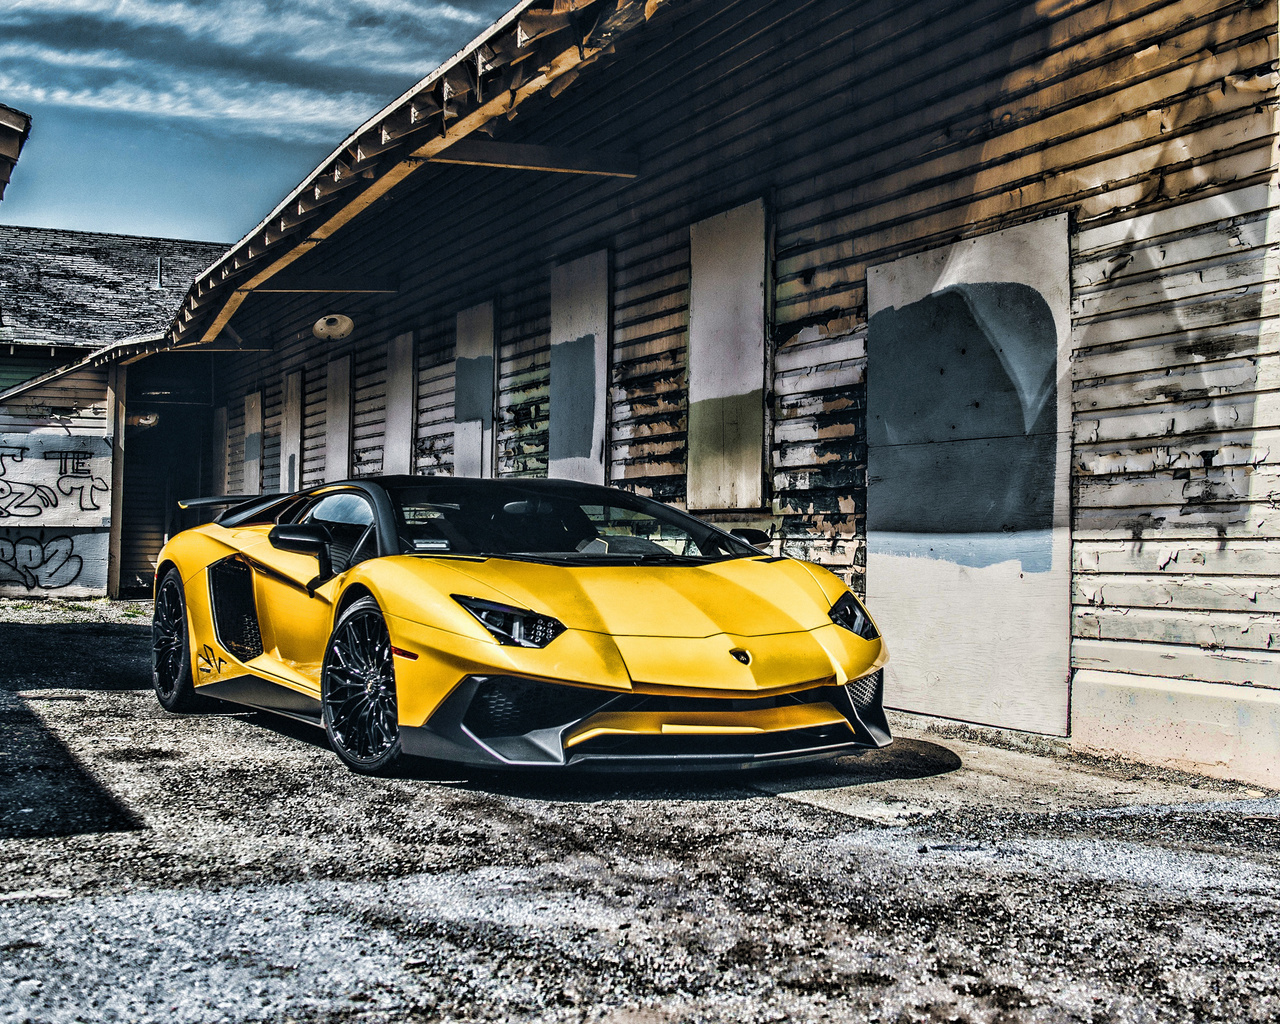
[0,333,158,403]
[163,0,658,354]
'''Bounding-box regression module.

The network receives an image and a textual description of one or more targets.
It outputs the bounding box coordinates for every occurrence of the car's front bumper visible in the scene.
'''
[399,670,891,771]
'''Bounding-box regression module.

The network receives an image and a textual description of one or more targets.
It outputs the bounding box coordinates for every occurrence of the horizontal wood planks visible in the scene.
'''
[497,278,551,478]
[194,0,1276,692]
[1072,185,1280,688]
[0,367,109,432]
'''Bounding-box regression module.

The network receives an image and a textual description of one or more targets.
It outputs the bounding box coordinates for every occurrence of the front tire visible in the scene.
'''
[321,596,404,774]
[152,567,211,712]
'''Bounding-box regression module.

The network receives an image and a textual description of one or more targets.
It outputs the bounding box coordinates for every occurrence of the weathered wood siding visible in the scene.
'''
[1072,183,1280,689]
[352,334,388,478]
[414,321,456,475]
[0,366,108,432]
[610,227,690,504]
[201,0,1275,719]
[497,279,551,478]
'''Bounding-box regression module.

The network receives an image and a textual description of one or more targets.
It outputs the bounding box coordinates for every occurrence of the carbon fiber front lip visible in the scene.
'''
[400,672,891,771]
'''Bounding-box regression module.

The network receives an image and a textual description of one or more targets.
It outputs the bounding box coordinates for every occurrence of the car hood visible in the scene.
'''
[423,554,838,638]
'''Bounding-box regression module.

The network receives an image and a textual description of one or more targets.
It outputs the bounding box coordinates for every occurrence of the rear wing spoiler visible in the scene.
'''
[178,493,285,523]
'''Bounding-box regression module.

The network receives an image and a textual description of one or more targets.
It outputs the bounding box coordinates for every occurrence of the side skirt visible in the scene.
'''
[197,675,323,727]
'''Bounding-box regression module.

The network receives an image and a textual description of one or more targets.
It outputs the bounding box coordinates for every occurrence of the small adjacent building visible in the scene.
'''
[89,0,1280,785]
[0,227,227,597]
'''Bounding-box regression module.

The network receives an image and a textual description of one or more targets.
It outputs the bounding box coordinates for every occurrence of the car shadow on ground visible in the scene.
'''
[0,622,150,839]
[396,738,964,804]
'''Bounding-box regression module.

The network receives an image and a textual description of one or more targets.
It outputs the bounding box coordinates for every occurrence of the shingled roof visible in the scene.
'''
[0,225,227,348]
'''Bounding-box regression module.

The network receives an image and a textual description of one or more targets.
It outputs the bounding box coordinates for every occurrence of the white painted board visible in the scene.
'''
[688,198,766,509]
[866,214,1072,736]
[281,371,303,493]
[325,355,352,483]
[242,391,263,496]
[383,332,416,476]
[454,302,495,479]
[549,250,609,483]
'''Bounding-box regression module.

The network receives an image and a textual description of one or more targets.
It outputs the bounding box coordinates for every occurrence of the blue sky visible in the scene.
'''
[0,0,513,243]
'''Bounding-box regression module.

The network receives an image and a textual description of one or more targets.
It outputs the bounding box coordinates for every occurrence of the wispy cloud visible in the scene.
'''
[1,0,513,144]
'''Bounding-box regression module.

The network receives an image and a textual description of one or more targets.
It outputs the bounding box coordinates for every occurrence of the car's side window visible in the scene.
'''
[301,493,375,572]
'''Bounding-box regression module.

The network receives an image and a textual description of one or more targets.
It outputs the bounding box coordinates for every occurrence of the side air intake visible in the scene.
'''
[209,556,263,661]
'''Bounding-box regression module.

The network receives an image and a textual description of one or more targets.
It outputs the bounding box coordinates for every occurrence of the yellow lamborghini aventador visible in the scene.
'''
[152,477,889,773]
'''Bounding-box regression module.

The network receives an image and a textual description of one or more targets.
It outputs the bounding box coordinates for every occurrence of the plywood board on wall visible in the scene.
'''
[280,371,303,493]
[549,250,609,483]
[688,199,766,510]
[454,302,495,479]
[325,355,352,483]
[866,214,1072,736]
[242,391,263,496]
[383,332,416,477]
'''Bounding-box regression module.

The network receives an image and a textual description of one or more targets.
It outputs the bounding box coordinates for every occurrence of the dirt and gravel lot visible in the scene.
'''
[1,597,1279,1024]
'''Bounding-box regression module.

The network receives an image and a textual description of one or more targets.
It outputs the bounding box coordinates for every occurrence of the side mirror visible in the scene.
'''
[731,527,773,550]
[269,523,333,594]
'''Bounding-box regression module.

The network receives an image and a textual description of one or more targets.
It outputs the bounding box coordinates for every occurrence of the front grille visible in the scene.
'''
[846,670,882,710]
[463,676,611,738]
[605,687,836,715]
[208,557,263,661]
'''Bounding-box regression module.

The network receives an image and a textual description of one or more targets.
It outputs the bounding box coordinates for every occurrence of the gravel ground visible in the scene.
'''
[1,598,1278,1024]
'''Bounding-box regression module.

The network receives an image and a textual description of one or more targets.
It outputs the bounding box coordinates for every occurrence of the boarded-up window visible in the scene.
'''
[549,250,609,483]
[454,302,495,479]
[242,391,262,495]
[280,370,303,493]
[687,199,766,509]
[866,215,1071,736]
[325,354,352,482]
[383,332,416,476]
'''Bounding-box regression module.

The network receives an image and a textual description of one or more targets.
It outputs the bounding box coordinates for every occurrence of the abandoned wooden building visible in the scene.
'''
[0,227,228,595]
[46,0,1280,785]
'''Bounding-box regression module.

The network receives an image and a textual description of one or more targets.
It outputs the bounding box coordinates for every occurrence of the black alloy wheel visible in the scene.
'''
[321,596,404,773]
[152,567,209,712]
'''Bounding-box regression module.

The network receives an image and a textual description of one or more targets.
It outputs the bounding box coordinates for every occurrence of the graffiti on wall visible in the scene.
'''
[0,528,108,595]
[0,434,111,527]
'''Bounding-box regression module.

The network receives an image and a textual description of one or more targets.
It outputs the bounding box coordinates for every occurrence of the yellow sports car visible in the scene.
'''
[153,477,889,773]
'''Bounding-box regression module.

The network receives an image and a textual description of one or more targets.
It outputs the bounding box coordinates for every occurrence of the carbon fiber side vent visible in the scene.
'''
[209,556,263,661]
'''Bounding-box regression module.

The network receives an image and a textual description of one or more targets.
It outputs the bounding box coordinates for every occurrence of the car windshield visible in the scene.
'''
[384,480,759,564]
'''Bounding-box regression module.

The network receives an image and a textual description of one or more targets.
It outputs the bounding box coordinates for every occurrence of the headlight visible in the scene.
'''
[452,595,566,648]
[829,592,879,640]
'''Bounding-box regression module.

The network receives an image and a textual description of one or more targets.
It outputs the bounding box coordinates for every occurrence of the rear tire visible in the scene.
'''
[321,596,404,774]
[152,567,213,712]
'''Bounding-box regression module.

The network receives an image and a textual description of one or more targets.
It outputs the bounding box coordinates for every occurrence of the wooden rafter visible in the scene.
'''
[164,0,657,350]
[428,138,637,177]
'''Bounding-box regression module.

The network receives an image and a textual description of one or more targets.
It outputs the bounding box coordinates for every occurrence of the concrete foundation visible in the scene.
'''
[1070,670,1280,789]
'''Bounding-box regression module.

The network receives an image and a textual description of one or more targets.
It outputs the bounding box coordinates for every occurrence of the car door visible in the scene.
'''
[244,490,379,688]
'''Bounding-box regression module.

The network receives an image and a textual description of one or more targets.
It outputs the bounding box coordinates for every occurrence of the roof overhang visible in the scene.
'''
[152,0,664,361]
[0,333,163,403]
[0,103,32,200]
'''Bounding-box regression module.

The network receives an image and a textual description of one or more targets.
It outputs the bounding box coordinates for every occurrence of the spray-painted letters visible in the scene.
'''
[0,434,112,527]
